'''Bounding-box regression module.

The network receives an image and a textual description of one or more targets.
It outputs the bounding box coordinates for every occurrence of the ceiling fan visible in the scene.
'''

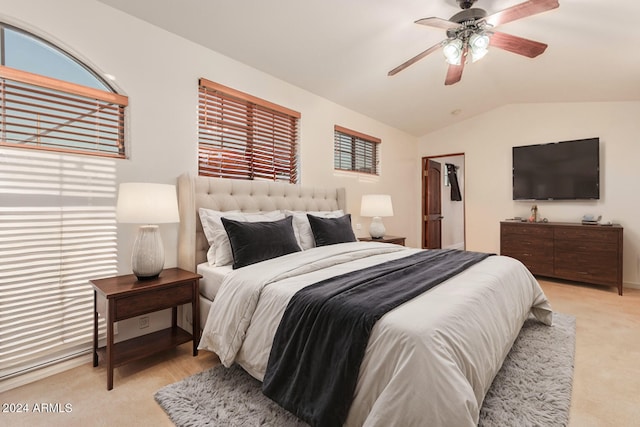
[388,0,559,85]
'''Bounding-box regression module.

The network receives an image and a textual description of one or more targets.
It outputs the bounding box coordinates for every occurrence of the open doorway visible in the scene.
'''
[422,153,465,250]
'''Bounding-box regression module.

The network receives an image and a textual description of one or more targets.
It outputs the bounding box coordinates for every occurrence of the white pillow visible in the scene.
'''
[199,209,285,266]
[199,209,239,265]
[284,210,344,250]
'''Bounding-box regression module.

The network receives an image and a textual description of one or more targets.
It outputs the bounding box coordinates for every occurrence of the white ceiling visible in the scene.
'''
[98,0,640,136]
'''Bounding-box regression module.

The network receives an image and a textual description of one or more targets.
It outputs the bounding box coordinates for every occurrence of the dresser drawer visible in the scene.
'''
[554,227,619,244]
[501,239,554,276]
[554,249,619,286]
[555,239,618,254]
[501,223,553,238]
[114,283,193,320]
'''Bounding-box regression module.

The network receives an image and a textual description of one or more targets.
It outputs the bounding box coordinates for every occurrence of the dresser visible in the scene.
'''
[500,221,623,295]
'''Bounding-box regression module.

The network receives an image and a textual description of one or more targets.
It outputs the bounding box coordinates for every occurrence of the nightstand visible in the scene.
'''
[91,268,201,390]
[358,235,406,246]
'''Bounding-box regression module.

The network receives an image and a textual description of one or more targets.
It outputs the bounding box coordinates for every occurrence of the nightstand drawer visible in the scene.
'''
[114,283,193,320]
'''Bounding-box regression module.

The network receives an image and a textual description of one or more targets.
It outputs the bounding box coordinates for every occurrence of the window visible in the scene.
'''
[198,78,300,183]
[0,148,116,383]
[0,24,128,158]
[0,23,118,384]
[334,125,380,175]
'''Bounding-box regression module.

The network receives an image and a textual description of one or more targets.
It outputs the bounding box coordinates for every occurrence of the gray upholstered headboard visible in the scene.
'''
[177,173,347,272]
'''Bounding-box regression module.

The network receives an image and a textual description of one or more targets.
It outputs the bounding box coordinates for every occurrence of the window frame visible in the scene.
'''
[198,78,300,183]
[334,125,381,175]
[0,24,128,159]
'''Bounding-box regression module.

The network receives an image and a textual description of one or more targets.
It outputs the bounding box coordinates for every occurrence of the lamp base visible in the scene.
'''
[131,225,165,280]
[368,217,386,239]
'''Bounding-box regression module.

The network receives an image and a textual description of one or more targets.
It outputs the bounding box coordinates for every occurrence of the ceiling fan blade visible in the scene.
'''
[490,31,548,58]
[484,0,559,27]
[388,42,444,76]
[415,17,459,30]
[444,48,467,86]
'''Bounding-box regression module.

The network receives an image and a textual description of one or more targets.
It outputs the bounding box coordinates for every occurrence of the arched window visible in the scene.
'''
[0,23,120,384]
[0,23,127,158]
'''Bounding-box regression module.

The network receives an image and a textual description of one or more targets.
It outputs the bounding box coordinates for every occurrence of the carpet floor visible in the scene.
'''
[156,312,575,426]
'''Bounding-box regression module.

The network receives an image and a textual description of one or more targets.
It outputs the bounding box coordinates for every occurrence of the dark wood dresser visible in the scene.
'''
[500,221,623,295]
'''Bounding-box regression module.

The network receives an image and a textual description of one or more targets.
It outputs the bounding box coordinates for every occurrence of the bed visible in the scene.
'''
[176,173,553,427]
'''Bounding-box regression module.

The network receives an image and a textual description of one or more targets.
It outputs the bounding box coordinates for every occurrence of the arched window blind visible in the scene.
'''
[334,125,380,175]
[198,78,300,183]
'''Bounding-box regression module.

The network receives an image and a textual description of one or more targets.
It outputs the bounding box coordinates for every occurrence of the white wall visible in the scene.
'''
[0,0,419,342]
[418,101,640,288]
[0,0,420,257]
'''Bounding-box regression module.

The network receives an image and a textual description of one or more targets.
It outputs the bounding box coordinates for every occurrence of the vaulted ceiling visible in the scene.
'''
[99,0,640,136]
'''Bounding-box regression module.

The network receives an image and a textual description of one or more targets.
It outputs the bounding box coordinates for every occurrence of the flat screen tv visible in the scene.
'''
[512,138,600,200]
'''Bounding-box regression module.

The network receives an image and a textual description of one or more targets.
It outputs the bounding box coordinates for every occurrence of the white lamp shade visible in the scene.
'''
[116,183,180,224]
[360,194,394,217]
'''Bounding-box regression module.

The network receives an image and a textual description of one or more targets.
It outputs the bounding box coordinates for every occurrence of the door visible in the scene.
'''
[422,158,442,249]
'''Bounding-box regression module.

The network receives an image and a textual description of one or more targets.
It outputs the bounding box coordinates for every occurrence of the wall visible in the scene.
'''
[0,0,419,345]
[418,101,640,288]
[0,0,419,257]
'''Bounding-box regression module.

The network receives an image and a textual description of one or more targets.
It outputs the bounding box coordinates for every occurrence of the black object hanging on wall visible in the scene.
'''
[445,163,462,201]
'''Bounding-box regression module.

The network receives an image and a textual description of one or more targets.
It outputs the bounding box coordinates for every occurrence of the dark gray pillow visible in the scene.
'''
[307,214,357,247]
[221,216,301,269]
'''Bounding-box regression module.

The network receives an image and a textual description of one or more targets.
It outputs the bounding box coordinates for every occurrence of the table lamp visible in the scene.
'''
[116,182,180,280]
[360,194,394,239]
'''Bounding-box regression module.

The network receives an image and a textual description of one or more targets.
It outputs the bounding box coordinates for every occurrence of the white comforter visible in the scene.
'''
[199,242,552,426]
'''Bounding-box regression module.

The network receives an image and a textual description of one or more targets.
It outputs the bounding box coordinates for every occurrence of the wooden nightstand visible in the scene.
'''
[358,235,406,246]
[90,268,202,390]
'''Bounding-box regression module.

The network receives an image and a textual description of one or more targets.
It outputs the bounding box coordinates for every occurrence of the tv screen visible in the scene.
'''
[513,138,600,200]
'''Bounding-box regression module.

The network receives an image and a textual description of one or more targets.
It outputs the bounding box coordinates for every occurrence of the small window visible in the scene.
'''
[334,125,380,175]
[198,78,300,183]
[0,24,127,158]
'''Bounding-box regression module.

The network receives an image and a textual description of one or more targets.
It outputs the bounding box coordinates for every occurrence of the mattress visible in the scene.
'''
[197,262,233,301]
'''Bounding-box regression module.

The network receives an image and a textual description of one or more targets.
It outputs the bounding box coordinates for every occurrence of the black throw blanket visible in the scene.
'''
[262,249,493,427]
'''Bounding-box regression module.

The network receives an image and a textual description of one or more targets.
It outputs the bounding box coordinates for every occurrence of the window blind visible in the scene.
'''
[0,65,127,159]
[334,125,380,175]
[0,147,116,380]
[198,78,300,183]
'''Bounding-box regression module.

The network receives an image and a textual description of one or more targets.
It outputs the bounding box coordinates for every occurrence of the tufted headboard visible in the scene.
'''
[177,173,347,272]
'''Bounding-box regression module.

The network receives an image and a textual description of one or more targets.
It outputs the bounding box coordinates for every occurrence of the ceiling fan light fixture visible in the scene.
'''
[443,39,463,65]
[469,32,490,62]
[470,32,490,50]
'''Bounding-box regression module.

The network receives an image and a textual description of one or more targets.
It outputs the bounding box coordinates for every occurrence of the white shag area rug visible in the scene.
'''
[155,313,575,427]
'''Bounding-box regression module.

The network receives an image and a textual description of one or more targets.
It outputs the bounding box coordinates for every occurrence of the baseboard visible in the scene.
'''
[0,353,91,393]
[624,282,640,290]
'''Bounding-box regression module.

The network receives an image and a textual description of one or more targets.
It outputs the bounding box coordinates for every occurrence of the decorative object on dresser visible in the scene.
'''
[116,182,180,280]
[500,221,623,295]
[360,194,394,238]
[90,268,201,390]
[358,235,406,246]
